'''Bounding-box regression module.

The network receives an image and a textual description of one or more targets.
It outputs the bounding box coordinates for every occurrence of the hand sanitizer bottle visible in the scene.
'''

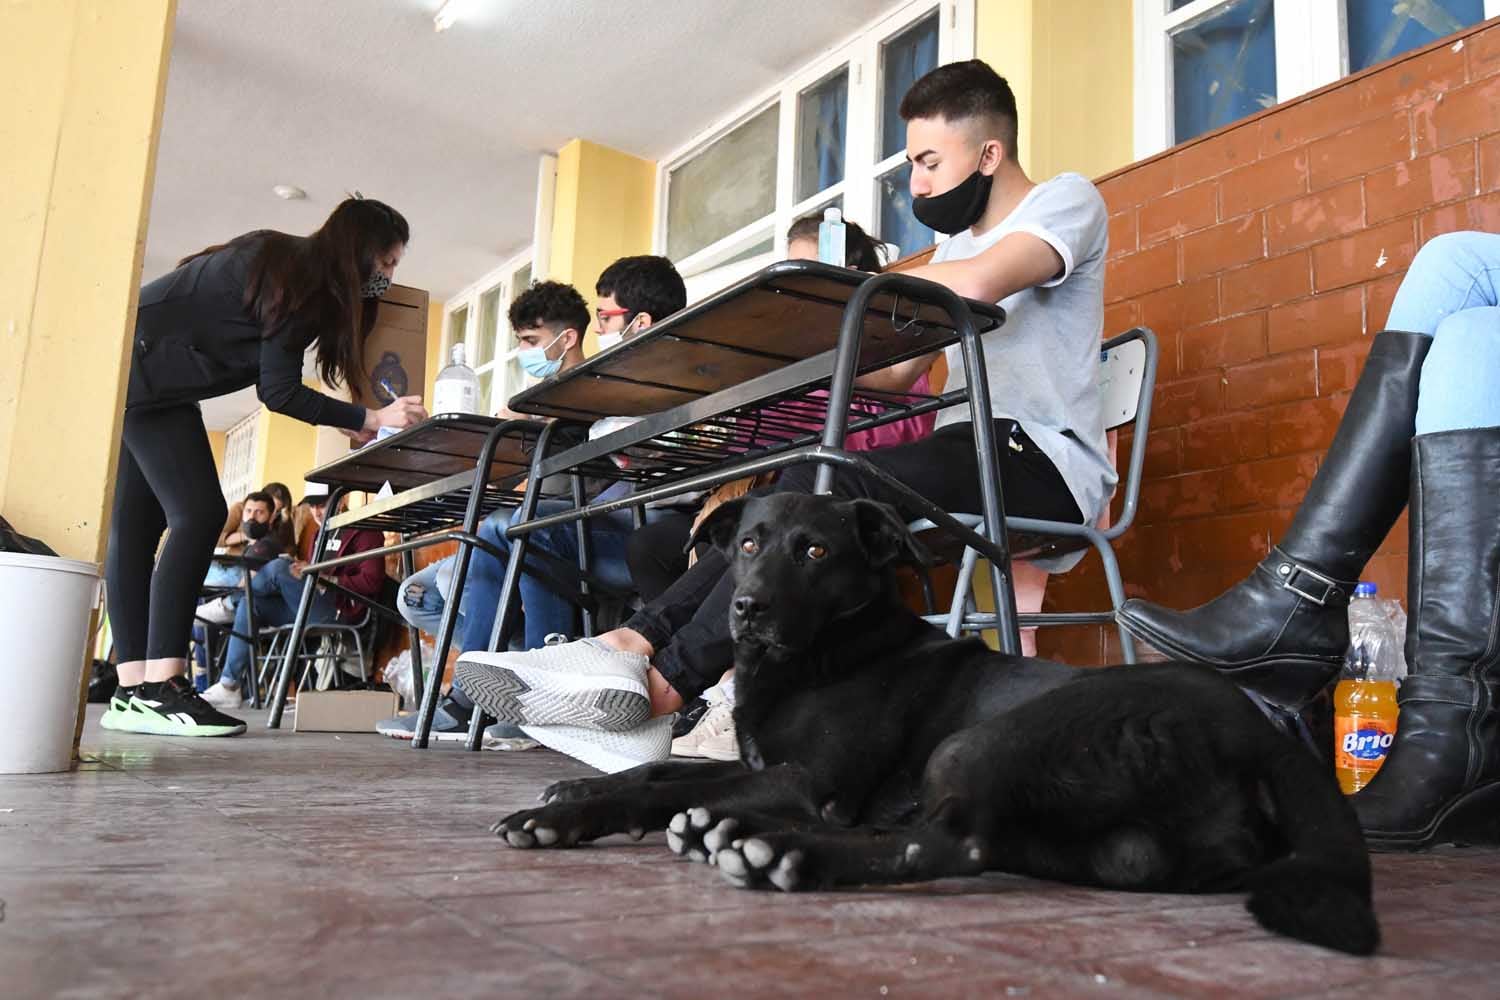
[818,206,846,268]
[432,342,481,416]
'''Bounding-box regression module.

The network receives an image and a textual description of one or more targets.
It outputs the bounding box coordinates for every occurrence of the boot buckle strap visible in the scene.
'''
[1273,559,1343,606]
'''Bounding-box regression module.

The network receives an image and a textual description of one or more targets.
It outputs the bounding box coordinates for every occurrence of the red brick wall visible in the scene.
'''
[1039,18,1500,666]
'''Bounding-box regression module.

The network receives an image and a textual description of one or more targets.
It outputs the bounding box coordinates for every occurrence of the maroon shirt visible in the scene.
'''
[320,528,386,621]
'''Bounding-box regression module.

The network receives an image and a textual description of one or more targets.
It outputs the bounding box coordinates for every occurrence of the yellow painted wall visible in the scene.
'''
[0,0,175,561]
[424,300,445,407]
[251,386,320,500]
[549,139,656,352]
[976,0,1134,183]
[207,430,227,475]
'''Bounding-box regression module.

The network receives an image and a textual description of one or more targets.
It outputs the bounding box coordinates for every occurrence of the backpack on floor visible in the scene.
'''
[0,514,57,557]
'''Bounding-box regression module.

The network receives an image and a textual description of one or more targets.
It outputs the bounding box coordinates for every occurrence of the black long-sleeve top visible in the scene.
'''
[125,233,367,430]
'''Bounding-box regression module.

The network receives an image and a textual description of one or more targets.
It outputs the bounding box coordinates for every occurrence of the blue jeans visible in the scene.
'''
[397,557,466,638]
[456,499,659,654]
[1385,231,1500,435]
[221,557,338,687]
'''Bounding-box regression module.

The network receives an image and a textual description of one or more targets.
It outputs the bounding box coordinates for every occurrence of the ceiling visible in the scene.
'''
[158,0,897,430]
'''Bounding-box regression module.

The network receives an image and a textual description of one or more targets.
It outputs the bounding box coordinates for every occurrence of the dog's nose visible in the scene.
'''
[732,595,762,621]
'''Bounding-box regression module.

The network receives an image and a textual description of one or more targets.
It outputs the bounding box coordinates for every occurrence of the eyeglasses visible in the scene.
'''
[596,307,634,327]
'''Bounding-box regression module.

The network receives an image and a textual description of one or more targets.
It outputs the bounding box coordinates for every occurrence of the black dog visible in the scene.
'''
[494,493,1380,955]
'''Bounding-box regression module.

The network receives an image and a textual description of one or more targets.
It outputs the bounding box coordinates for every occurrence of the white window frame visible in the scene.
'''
[220,411,258,505]
[442,246,534,414]
[1134,0,1500,159]
[657,0,975,301]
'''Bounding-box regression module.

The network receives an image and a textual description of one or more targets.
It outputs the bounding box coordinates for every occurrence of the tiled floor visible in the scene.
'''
[2,705,1498,998]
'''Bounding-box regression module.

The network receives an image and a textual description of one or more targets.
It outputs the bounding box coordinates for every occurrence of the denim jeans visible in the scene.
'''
[1385,231,1500,435]
[397,557,466,638]
[455,499,662,654]
[221,557,337,687]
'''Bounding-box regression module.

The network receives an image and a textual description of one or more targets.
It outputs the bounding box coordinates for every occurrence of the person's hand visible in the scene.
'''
[289,560,308,580]
[339,427,376,446]
[223,531,245,546]
[364,395,427,433]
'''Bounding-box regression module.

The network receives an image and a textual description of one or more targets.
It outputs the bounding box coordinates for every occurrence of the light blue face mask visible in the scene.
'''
[515,328,567,379]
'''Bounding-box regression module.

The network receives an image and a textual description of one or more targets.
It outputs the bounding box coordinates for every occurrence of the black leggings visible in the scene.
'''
[104,404,228,661]
[623,420,1083,700]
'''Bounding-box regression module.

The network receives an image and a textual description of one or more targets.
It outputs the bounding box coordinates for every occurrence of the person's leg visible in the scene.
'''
[397,557,462,637]
[103,416,166,689]
[1385,231,1500,334]
[218,588,292,688]
[1117,233,1500,705]
[626,512,696,603]
[1414,308,1500,435]
[457,507,518,653]
[127,406,229,678]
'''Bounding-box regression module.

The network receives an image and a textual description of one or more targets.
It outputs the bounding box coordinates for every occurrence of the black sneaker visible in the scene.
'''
[124,676,246,737]
[99,685,137,731]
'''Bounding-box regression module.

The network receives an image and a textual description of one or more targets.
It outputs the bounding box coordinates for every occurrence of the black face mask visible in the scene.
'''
[911,167,994,236]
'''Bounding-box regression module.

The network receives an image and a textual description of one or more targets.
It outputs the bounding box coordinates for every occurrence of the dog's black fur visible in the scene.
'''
[494,493,1380,955]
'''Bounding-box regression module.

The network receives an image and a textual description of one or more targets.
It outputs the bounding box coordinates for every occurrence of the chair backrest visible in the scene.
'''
[1099,336,1148,431]
[1097,327,1158,540]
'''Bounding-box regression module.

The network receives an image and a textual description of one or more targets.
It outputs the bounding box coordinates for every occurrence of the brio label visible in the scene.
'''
[1336,718,1395,768]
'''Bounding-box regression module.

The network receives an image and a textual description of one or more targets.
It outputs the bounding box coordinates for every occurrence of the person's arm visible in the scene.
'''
[257,332,367,430]
[218,501,245,548]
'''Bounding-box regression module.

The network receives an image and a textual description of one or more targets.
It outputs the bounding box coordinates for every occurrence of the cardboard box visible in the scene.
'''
[352,283,428,410]
[292,689,399,733]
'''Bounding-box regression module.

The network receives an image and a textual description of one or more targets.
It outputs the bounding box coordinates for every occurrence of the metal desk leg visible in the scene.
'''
[463,421,561,752]
[243,569,261,709]
[267,485,348,729]
[399,545,425,711]
[412,423,512,749]
[571,473,595,639]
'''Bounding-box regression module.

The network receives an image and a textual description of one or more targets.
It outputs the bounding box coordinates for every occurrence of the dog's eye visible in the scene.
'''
[806,544,827,560]
[740,538,758,555]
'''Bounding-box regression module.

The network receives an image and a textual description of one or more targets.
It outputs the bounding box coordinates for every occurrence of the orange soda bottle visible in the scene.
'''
[1333,583,1400,794]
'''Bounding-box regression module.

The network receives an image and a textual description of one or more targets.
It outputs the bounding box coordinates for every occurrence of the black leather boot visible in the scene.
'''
[1117,331,1431,709]
[1355,428,1500,851]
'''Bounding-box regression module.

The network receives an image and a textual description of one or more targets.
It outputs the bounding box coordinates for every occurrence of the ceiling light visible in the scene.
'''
[433,0,465,31]
[272,184,306,200]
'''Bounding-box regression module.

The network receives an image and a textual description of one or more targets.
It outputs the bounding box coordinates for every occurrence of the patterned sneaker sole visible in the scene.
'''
[454,661,649,732]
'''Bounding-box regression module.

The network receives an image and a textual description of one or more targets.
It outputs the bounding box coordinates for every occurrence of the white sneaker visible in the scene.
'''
[197,596,237,625]
[201,681,244,710]
[521,716,673,774]
[454,638,651,732]
[696,725,740,762]
[671,701,735,758]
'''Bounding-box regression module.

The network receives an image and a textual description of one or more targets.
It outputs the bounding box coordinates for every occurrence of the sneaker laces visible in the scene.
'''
[695,701,734,738]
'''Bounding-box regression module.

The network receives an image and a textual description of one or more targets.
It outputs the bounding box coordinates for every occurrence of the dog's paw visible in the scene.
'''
[714,836,807,892]
[490,806,578,849]
[665,807,740,865]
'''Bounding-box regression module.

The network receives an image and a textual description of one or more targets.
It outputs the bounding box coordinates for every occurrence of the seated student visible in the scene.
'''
[202,487,386,709]
[199,488,297,622]
[455,59,1117,768]
[377,257,690,742]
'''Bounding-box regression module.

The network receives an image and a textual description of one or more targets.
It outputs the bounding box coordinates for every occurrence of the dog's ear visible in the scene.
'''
[848,499,933,569]
[684,496,751,558]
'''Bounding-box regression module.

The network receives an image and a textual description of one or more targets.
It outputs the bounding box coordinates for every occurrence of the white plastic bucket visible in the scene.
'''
[0,552,101,773]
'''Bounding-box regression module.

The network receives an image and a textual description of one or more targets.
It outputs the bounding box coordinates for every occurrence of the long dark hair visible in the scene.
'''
[179,197,409,395]
[787,215,887,273]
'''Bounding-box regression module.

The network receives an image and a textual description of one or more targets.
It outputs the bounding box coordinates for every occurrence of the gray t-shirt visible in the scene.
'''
[931,171,1117,528]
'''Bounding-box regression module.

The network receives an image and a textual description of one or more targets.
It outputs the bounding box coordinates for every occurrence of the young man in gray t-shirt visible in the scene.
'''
[454,60,1116,760]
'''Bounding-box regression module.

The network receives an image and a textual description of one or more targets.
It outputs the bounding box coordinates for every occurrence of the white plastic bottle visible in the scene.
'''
[818,206,846,268]
[432,342,480,416]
